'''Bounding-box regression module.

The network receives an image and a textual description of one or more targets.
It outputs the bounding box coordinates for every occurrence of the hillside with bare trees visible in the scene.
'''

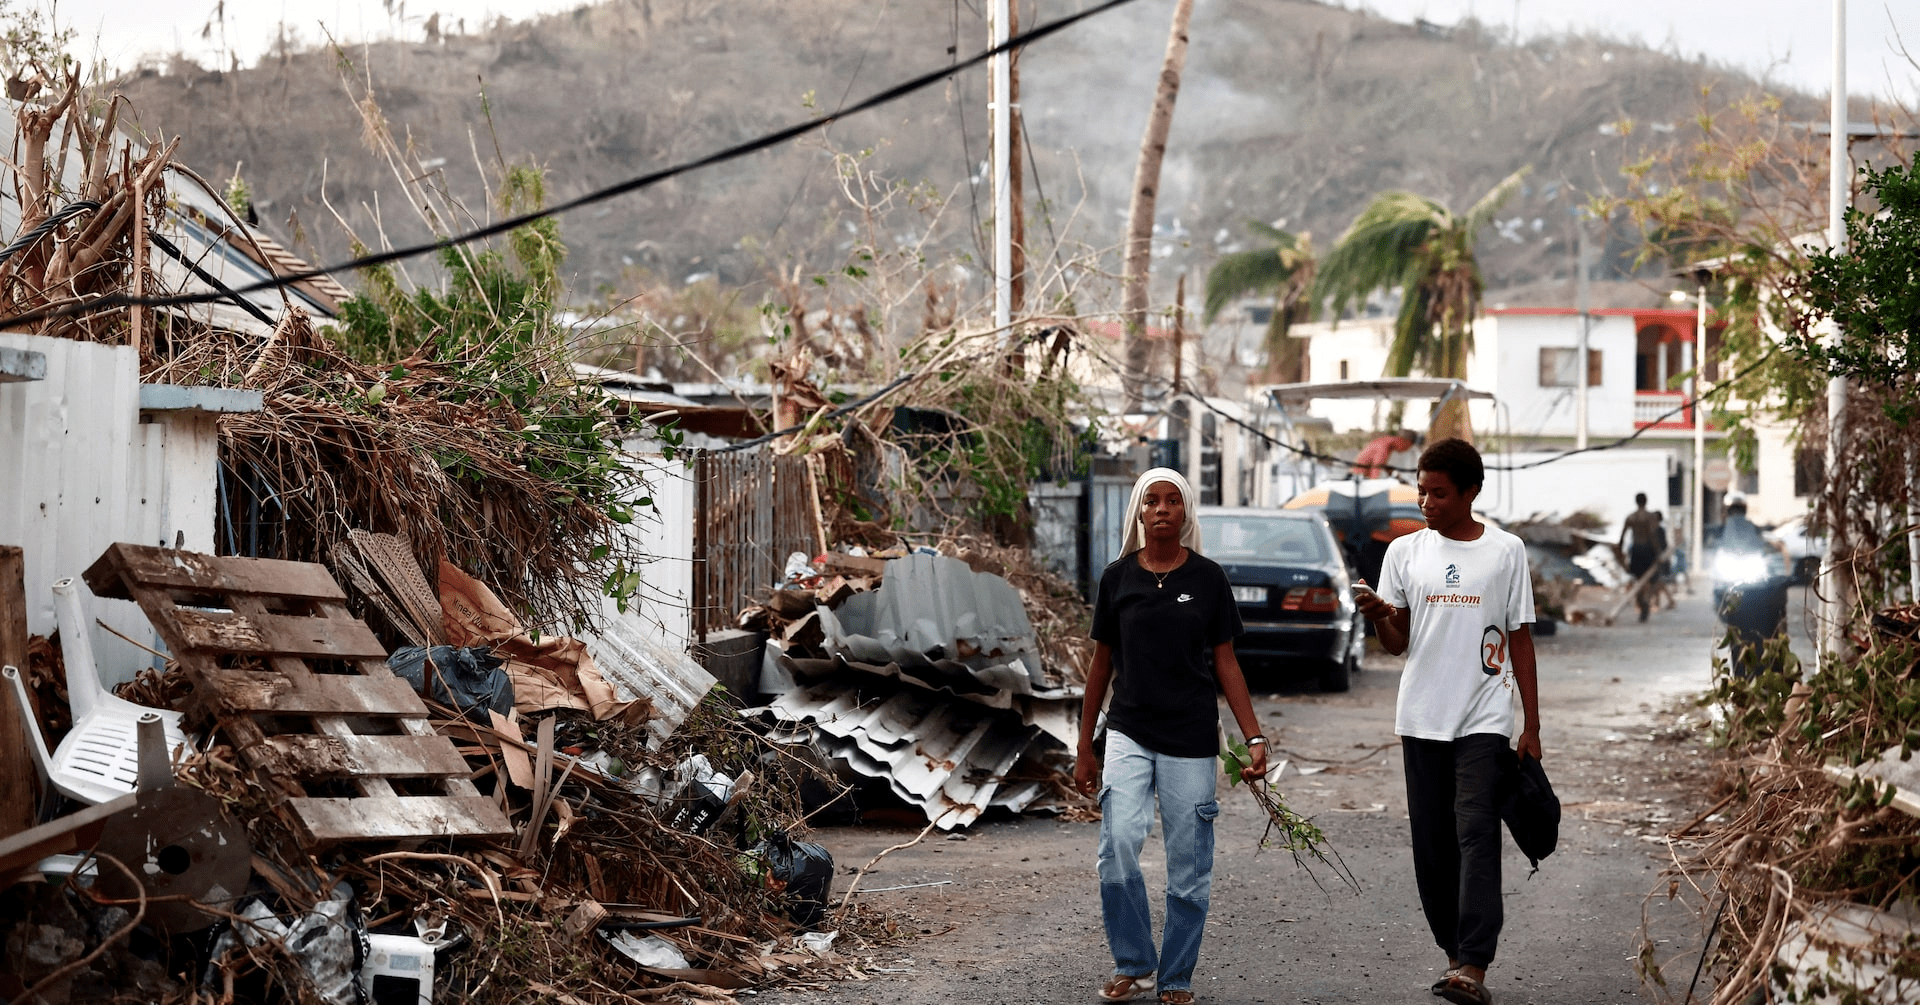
[114,0,1816,311]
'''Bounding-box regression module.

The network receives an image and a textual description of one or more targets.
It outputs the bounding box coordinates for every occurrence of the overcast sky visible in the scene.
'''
[42,0,1920,105]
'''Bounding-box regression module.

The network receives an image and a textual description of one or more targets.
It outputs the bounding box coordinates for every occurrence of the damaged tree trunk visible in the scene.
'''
[1120,0,1194,409]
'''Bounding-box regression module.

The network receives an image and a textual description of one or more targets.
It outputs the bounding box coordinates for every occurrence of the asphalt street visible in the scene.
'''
[764,583,1728,1005]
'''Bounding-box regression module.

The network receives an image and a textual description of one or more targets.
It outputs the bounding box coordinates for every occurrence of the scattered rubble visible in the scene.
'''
[0,541,880,1004]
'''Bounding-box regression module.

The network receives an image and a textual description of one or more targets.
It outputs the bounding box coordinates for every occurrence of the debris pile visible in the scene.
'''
[0,541,867,1005]
[1640,594,1920,1004]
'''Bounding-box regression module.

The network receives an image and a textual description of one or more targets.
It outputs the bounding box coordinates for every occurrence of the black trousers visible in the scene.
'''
[1402,733,1507,969]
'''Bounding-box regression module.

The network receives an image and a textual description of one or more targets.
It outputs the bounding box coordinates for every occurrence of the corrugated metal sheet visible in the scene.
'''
[581,609,717,749]
[1087,476,1136,596]
[0,335,248,686]
[821,553,1053,695]
[763,678,1049,830]
[0,334,159,682]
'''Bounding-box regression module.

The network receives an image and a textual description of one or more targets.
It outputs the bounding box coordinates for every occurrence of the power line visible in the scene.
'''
[0,0,1147,332]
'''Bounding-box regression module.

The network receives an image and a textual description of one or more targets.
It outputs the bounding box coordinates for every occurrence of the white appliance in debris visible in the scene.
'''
[361,933,435,1005]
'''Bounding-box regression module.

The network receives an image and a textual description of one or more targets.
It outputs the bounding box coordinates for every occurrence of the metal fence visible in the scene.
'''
[691,449,819,640]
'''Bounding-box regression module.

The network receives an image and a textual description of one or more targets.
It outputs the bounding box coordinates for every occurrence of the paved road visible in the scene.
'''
[768,586,1727,1005]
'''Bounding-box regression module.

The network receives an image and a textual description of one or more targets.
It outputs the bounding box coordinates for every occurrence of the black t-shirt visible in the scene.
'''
[1090,550,1243,758]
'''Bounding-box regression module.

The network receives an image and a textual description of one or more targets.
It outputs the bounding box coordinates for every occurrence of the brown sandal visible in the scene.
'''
[1438,972,1493,1005]
[1099,972,1156,1002]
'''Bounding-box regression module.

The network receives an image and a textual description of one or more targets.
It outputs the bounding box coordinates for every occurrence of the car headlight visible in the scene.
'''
[1713,551,1770,584]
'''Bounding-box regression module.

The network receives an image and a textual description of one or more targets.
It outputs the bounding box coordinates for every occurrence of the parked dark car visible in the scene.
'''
[1198,506,1365,692]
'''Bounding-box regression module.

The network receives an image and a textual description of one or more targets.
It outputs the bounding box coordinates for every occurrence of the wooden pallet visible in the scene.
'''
[84,543,512,847]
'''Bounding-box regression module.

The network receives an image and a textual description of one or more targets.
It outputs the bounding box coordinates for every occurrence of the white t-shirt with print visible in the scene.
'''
[1377,525,1536,741]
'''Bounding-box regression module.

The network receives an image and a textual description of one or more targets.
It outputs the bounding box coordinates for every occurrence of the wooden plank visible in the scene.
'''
[0,792,138,881]
[191,667,426,718]
[257,733,472,779]
[287,794,514,845]
[83,543,349,603]
[172,608,387,660]
[349,530,445,646]
[0,546,35,838]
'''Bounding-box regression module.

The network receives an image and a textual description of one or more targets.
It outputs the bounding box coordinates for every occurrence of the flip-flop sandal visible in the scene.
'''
[1099,972,1156,1002]
[1430,968,1461,994]
[1438,972,1493,1005]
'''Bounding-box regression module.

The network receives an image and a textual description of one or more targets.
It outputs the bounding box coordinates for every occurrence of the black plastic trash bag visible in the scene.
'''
[389,646,512,722]
[753,833,834,928]
[1499,747,1561,875]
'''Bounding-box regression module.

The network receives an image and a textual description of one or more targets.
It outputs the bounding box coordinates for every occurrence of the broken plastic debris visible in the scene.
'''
[236,883,367,1005]
[798,930,839,955]
[601,931,690,969]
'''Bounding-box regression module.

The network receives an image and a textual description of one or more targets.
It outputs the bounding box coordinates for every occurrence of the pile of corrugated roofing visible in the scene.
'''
[752,552,1079,830]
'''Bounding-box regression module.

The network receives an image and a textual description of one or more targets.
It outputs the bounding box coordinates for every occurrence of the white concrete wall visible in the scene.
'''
[1749,416,1813,527]
[1479,449,1673,537]
[1294,317,1396,432]
[1482,314,1640,440]
[603,445,696,651]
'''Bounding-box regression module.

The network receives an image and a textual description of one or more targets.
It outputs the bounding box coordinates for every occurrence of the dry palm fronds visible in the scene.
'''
[141,309,645,625]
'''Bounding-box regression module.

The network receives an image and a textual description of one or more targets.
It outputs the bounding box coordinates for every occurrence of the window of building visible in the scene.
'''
[1338,359,1349,380]
[1794,447,1824,497]
[1538,347,1602,387]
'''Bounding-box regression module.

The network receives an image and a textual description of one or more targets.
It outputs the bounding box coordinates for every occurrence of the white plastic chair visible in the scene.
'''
[0,578,189,805]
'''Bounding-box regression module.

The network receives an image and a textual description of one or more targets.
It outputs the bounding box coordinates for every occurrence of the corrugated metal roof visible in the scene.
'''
[762,677,1051,830]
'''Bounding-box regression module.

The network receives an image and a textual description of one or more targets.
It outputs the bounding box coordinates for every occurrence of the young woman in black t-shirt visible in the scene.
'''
[1074,467,1269,1004]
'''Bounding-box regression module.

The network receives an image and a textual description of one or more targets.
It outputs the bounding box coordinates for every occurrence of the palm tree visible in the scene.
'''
[1202,222,1315,382]
[1312,168,1530,438]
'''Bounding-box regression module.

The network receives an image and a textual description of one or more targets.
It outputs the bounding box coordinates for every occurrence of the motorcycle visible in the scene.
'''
[1710,544,1792,675]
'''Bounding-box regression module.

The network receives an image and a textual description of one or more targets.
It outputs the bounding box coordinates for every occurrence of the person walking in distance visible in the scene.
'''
[1352,439,1541,1005]
[1619,492,1665,622]
[1074,467,1269,1005]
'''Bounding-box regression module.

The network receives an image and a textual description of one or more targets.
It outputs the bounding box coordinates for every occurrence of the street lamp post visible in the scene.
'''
[1821,0,1848,658]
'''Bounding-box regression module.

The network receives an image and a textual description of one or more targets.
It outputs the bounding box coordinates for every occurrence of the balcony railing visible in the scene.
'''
[1634,390,1697,429]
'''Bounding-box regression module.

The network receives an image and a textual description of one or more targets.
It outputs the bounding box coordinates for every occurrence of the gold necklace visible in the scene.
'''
[1142,551,1180,589]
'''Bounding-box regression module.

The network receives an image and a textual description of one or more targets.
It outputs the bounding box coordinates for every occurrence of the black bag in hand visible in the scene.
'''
[1499,746,1561,875]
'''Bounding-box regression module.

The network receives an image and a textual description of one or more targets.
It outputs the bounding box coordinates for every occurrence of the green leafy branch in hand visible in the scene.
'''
[1223,739,1360,896]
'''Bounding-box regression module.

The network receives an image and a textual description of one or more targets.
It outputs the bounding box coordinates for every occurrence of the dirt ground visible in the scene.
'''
[762,585,1729,1005]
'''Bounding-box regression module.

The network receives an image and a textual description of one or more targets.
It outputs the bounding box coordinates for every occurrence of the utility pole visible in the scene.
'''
[1172,272,1186,395]
[1821,0,1849,658]
[1008,0,1025,322]
[1691,270,1708,588]
[990,0,1012,342]
[1574,220,1590,450]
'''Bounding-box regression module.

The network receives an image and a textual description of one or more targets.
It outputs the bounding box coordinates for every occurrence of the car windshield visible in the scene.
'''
[1202,515,1330,563]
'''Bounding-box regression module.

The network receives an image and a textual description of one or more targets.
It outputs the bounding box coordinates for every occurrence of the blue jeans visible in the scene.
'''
[1097,729,1220,991]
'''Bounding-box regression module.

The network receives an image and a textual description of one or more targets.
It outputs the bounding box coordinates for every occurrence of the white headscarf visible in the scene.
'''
[1119,466,1204,556]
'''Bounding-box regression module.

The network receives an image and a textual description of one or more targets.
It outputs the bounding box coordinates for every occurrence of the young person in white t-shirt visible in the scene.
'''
[1353,438,1541,1005]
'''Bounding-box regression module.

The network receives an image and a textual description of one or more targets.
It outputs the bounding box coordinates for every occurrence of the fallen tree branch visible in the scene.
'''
[834,821,938,919]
